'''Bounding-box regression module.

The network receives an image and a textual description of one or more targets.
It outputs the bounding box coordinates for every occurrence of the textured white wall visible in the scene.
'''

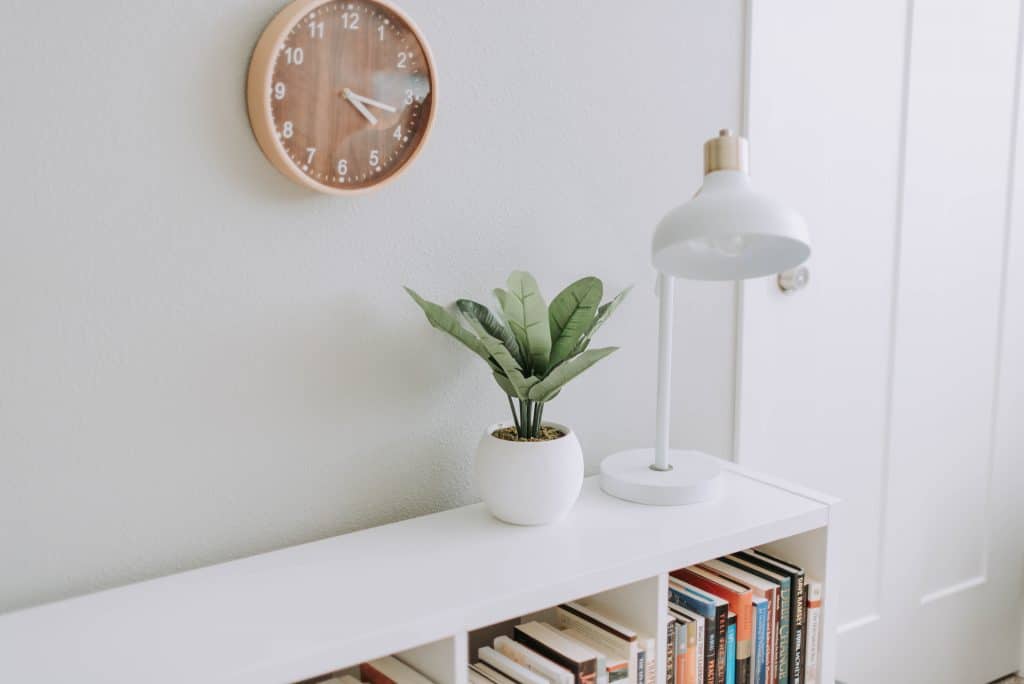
[0,0,745,612]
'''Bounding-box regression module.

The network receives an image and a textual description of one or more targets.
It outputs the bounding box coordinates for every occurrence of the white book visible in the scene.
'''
[804,579,823,684]
[469,669,494,684]
[361,656,435,684]
[637,633,655,684]
[561,627,629,683]
[471,662,518,684]
[478,646,548,684]
[554,603,638,684]
[495,635,573,684]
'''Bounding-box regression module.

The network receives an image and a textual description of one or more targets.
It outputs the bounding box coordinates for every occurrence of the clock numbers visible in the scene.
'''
[274,82,286,100]
[309,21,324,38]
[404,89,414,104]
[336,159,348,176]
[392,126,402,140]
[369,150,380,167]
[341,12,360,30]
[377,24,385,41]
[282,121,294,138]
[397,51,411,69]
[285,47,304,65]
[305,147,317,165]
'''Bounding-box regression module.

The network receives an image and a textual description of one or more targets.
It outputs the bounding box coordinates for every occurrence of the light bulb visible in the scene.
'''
[691,235,749,257]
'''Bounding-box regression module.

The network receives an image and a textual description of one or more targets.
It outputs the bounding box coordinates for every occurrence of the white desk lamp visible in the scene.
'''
[600,129,811,505]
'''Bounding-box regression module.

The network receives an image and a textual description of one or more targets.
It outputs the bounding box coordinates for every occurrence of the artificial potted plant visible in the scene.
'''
[406,271,628,525]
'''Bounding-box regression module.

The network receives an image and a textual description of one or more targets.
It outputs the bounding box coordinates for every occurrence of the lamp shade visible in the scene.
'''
[652,169,811,281]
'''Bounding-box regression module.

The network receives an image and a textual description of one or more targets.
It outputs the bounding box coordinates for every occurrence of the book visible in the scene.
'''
[702,558,779,684]
[360,656,435,684]
[478,646,548,684]
[722,554,789,684]
[637,633,656,684]
[514,621,600,684]
[803,580,822,684]
[471,661,520,684]
[671,615,687,684]
[725,613,736,684]
[667,602,700,684]
[676,566,753,684]
[666,617,676,684]
[554,603,638,684]
[669,578,727,684]
[751,596,769,684]
[495,634,574,684]
[562,627,630,683]
[747,550,806,684]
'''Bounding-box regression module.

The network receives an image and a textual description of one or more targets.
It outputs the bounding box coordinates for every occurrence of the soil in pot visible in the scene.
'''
[491,425,566,442]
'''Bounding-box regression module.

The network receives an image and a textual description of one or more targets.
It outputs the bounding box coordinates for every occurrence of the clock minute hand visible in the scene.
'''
[347,92,397,113]
[342,88,379,125]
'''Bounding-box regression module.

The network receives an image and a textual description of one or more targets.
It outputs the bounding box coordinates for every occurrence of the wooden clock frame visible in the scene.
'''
[245,0,438,195]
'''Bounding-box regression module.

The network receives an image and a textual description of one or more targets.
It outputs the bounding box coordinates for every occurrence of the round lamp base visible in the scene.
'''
[599,448,723,506]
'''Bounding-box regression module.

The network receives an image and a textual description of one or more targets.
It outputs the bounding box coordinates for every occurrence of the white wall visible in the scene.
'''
[0,1,745,613]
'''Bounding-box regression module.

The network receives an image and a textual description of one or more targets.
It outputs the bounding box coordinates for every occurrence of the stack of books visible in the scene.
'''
[666,549,823,684]
[469,602,656,684]
[307,656,437,684]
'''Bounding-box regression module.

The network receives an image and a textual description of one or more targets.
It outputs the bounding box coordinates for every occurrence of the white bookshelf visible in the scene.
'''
[0,463,839,684]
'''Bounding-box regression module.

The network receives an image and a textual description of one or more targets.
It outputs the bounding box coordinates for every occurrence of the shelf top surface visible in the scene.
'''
[0,465,832,684]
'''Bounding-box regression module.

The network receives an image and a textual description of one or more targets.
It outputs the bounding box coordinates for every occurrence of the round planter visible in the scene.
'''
[474,422,584,526]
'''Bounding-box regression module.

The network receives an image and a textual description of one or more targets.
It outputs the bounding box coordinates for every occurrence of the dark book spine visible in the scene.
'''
[789,572,805,684]
[513,628,595,684]
[737,652,750,684]
[715,604,727,684]
[667,618,676,684]
[637,648,646,684]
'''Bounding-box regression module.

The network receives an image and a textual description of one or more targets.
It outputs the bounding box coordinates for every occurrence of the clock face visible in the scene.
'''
[247,0,436,194]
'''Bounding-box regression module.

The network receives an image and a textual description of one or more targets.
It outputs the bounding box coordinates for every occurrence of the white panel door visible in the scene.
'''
[740,1,1024,682]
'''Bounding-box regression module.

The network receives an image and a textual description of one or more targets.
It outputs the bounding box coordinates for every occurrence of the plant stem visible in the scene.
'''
[507,395,521,434]
[518,399,527,439]
[535,402,544,435]
[524,399,534,439]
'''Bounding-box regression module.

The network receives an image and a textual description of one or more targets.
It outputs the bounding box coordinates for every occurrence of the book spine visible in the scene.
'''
[359,663,396,684]
[753,601,768,684]
[767,589,778,684]
[804,582,822,684]
[676,620,686,684]
[667,619,676,684]
[636,649,646,684]
[790,572,805,684]
[694,613,705,684]
[726,617,736,684]
[776,580,791,684]
[715,604,727,684]
[644,636,656,684]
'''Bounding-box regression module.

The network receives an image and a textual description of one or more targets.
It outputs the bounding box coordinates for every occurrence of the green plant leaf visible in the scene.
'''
[456,299,523,365]
[527,347,618,402]
[502,271,552,376]
[548,276,603,369]
[493,288,509,312]
[573,285,632,356]
[477,333,537,399]
[404,287,492,364]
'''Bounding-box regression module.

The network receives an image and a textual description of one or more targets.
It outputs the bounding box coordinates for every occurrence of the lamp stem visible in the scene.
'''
[653,273,674,471]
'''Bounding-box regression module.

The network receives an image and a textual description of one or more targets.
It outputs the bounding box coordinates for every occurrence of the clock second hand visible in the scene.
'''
[342,88,379,125]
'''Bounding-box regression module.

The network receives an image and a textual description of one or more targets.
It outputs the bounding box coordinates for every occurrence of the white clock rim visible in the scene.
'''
[246,0,438,196]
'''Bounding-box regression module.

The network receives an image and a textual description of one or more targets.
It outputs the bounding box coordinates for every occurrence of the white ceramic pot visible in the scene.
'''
[474,422,584,526]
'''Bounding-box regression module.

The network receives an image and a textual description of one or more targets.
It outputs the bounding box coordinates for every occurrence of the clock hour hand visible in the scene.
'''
[347,92,397,113]
[342,88,379,125]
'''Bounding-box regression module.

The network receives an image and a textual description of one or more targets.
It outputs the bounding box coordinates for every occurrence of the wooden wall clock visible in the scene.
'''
[247,0,436,195]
